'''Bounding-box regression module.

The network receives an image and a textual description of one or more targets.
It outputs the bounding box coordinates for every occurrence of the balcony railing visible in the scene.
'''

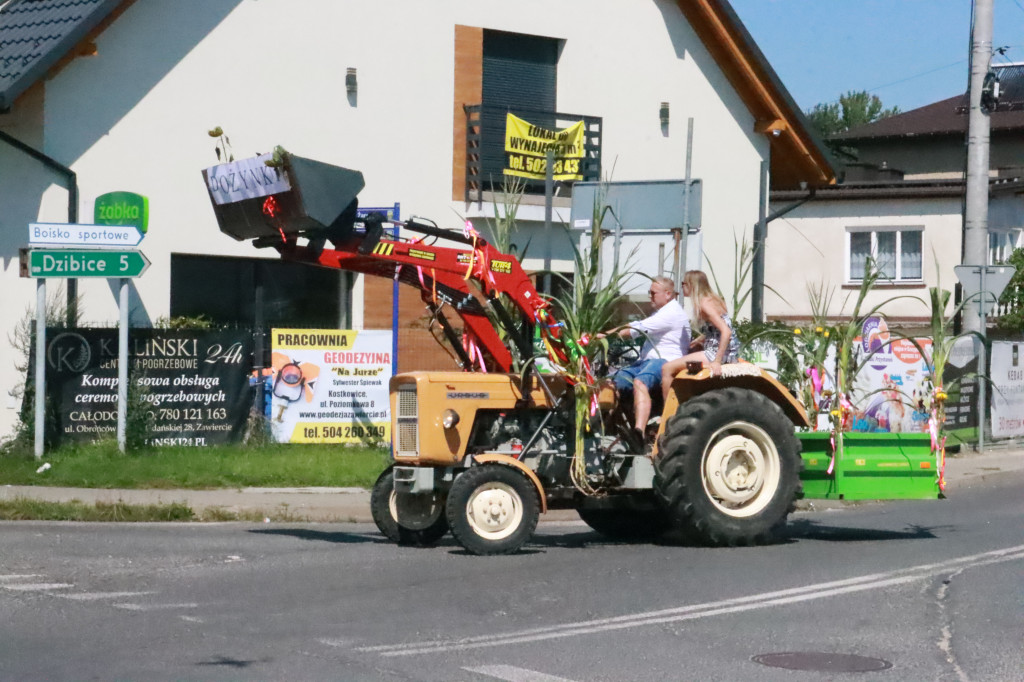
[464,104,602,205]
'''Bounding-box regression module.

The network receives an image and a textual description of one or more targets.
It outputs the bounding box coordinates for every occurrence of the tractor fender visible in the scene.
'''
[471,454,548,513]
[662,364,811,429]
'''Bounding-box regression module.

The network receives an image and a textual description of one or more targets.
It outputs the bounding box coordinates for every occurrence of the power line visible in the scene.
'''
[866,59,968,95]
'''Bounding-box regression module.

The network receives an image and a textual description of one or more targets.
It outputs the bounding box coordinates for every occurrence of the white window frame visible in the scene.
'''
[845,226,924,283]
[990,228,1023,264]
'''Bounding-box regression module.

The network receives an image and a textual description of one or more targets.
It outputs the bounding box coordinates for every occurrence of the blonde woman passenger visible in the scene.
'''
[661,270,740,399]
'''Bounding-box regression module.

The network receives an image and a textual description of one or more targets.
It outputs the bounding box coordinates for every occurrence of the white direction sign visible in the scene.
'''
[955,264,1017,316]
[28,223,145,248]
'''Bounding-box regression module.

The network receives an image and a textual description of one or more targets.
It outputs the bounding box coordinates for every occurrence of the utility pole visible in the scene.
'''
[963,0,994,451]
[963,0,993,334]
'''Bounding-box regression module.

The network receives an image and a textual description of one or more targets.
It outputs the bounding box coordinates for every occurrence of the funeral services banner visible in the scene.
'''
[269,329,392,444]
[504,113,584,181]
[43,328,253,445]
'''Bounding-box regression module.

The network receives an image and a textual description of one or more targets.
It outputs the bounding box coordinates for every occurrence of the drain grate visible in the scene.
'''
[753,652,893,673]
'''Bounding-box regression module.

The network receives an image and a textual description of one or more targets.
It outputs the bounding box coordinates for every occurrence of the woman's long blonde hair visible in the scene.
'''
[683,270,727,323]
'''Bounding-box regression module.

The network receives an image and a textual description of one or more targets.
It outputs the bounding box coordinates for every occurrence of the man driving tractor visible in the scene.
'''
[596,276,691,443]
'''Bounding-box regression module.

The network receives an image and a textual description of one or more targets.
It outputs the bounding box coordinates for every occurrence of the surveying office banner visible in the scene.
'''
[990,340,1024,439]
[504,113,585,181]
[41,329,253,445]
[269,329,392,444]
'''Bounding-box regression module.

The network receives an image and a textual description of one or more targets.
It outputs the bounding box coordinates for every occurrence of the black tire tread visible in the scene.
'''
[653,387,803,546]
[370,467,449,547]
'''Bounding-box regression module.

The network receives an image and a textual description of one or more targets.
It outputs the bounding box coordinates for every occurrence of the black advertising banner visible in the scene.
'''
[942,337,979,441]
[44,329,253,445]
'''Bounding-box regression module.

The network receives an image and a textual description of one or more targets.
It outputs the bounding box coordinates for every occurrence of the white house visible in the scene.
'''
[766,179,1024,325]
[0,0,834,439]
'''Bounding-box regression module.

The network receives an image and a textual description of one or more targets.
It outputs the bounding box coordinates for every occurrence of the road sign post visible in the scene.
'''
[22,244,150,457]
[954,264,1018,452]
[34,279,45,460]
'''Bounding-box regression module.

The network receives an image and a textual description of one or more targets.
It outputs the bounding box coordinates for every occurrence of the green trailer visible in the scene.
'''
[799,431,942,500]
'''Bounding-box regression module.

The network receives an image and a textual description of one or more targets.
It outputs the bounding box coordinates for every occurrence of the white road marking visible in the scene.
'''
[179,615,204,623]
[3,583,73,591]
[465,664,579,682]
[60,591,155,601]
[114,602,199,611]
[0,574,42,581]
[361,543,1024,657]
[318,638,355,648]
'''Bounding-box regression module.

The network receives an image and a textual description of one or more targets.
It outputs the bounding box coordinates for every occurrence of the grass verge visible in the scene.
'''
[0,498,331,522]
[0,498,195,522]
[0,440,391,490]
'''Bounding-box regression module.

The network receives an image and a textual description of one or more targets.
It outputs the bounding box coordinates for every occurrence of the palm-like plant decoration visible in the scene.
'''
[742,279,836,421]
[705,232,788,319]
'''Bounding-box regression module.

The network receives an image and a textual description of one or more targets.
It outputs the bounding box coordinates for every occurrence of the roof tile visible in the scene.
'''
[834,63,1024,141]
[0,0,121,110]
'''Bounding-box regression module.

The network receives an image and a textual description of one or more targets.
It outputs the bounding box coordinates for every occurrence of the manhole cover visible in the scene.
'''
[753,652,893,673]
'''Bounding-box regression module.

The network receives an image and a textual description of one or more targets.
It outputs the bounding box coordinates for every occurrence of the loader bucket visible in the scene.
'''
[203,153,365,242]
[798,431,941,500]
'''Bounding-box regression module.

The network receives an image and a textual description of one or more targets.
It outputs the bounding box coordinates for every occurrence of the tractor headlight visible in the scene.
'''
[441,409,460,429]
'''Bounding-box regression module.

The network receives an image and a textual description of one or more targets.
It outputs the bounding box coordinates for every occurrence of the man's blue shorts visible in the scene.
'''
[612,358,667,393]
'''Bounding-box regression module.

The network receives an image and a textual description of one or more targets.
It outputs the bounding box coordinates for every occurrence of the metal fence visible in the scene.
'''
[464,104,602,205]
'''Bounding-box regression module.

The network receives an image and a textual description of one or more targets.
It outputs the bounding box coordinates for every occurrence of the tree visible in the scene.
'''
[995,247,1024,332]
[806,90,901,160]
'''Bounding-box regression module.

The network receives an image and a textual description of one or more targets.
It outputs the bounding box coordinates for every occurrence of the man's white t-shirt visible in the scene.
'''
[629,298,690,362]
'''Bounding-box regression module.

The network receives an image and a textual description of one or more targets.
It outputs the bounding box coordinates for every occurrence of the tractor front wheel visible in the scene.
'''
[446,465,540,556]
[370,467,449,547]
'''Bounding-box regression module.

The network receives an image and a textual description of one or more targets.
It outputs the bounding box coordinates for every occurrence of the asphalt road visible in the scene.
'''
[2,471,1023,682]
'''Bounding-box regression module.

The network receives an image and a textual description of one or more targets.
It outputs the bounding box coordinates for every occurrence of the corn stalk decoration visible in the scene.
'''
[545,189,637,496]
[898,258,987,492]
[828,258,923,473]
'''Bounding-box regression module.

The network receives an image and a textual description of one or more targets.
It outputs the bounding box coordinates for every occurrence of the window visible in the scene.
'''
[847,227,923,282]
[170,253,348,328]
[991,229,1023,264]
[480,30,560,192]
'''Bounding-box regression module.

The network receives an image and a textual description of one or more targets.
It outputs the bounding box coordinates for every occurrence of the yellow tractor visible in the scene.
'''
[206,154,936,556]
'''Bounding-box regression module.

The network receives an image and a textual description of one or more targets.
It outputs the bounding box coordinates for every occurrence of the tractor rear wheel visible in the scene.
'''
[654,387,802,546]
[446,464,540,556]
[370,467,448,547]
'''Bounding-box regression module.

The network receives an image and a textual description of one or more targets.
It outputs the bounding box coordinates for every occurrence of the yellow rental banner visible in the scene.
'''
[504,113,585,181]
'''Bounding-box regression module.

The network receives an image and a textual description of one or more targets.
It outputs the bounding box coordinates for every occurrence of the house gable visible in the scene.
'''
[677,0,835,189]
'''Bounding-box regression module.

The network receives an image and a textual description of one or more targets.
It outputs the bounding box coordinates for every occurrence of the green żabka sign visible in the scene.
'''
[94,191,149,232]
[26,249,150,278]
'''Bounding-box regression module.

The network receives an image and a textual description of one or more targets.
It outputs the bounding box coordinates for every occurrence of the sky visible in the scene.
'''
[729,0,1024,114]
